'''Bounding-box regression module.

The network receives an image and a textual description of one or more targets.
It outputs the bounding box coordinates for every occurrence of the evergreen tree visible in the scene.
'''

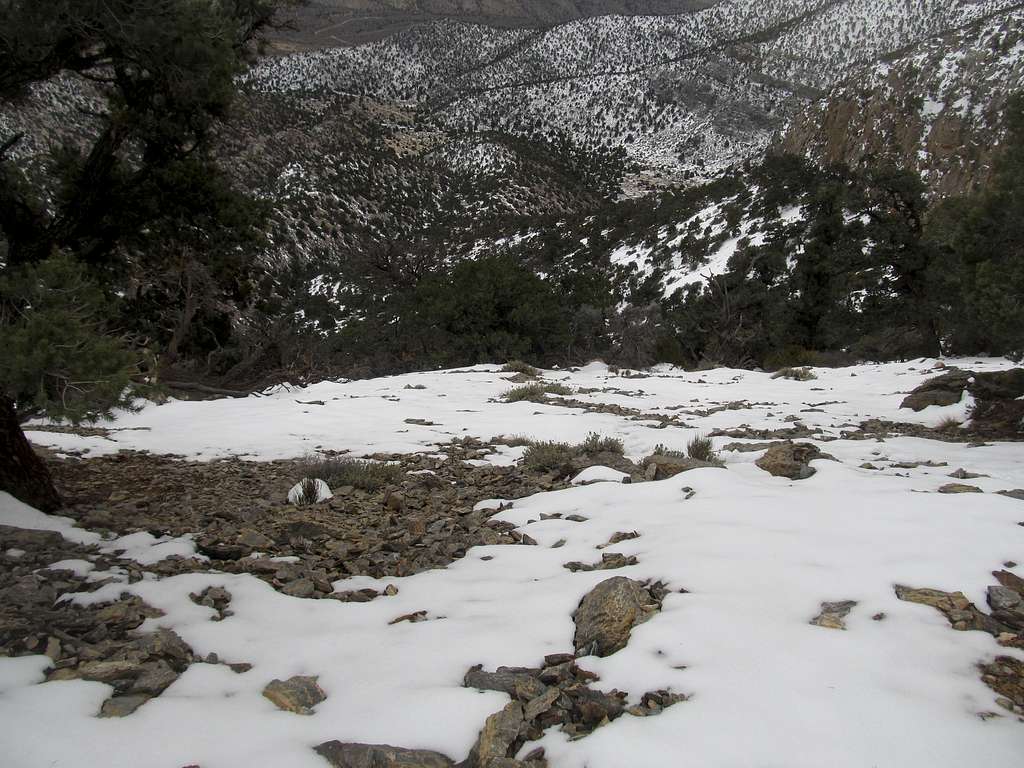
[0,0,286,509]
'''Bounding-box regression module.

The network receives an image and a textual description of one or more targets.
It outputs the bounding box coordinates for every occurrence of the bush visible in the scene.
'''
[686,434,719,462]
[544,382,574,396]
[503,382,573,402]
[580,432,624,455]
[522,441,576,473]
[650,443,686,458]
[293,454,403,492]
[935,416,962,432]
[771,366,817,381]
[293,477,321,506]
[502,360,538,376]
[504,383,547,402]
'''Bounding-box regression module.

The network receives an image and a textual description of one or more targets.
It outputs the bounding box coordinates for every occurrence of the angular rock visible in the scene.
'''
[238,530,274,549]
[465,701,525,768]
[314,741,453,768]
[572,577,660,657]
[281,578,316,598]
[464,666,546,700]
[938,483,983,494]
[263,675,327,715]
[563,552,637,572]
[643,454,721,481]
[895,585,1008,635]
[99,693,151,718]
[810,600,857,630]
[988,586,1024,629]
[755,441,826,480]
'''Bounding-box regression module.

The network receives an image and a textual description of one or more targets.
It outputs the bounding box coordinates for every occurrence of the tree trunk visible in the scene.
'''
[0,397,61,512]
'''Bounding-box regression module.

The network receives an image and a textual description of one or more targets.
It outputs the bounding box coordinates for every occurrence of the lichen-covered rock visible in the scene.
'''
[894,585,1008,634]
[572,577,660,657]
[263,675,327,715]
[937,483,983,494]
[899,371,970,411]
[314,741,454,768]
[464,701,526,768]
[810,600,858,630]
[643,454,721,480]
[755,441,825,480]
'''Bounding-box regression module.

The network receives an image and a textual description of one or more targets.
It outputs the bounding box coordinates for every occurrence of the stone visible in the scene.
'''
[563,552,637,572]
[895,585,1008,635]
[464,666,547,700]
[755,441,826,480]
[131,660,179,694]
[997,489,1024,501]
[572,577,660,657]
[99,693,151,718]
[238,530,274,548]
[810,600,857,630]
[314,741,454,768]
[899,370,970,411]
[262,675,327,715]
[937,483,983,494]
[949,468,987,480]
[643,454,721,481]
[281,578,316,598]
[466,701,525,767]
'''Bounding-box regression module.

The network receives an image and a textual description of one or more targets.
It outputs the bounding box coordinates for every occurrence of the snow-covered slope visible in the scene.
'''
[5,358,1024,767]
[247,0,1022,181]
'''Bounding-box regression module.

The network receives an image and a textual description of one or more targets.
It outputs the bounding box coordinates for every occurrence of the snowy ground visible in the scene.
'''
[4,358,1024,767]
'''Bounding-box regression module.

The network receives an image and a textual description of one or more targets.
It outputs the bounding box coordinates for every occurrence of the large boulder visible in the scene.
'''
[314,742,454,768]
[643,454,721,481]
[900,368,1024,437]
[572,577,660,657]
[900,370,971,411]
[754,441,825,480]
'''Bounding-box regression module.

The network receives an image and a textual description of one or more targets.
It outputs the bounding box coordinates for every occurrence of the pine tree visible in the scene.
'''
[0,0,286,509]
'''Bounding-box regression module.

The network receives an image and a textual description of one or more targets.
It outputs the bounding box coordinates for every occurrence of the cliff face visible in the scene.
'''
[780,8,1024,197]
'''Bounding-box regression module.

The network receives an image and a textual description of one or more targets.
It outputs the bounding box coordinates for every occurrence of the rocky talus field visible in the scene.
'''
[2,358,1024,767]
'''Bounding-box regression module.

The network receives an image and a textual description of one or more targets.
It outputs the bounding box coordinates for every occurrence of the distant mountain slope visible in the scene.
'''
[271,0,721,51]
[780,5,1024,197]
[251,0,1020,185]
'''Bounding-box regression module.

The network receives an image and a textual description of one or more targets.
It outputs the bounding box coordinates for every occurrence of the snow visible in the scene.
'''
[287,478,334,504]
[3,358,1024,767]
[100,531,206,567]
[571,466,629,485]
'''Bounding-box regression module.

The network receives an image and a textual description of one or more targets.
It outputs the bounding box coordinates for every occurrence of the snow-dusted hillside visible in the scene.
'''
[247,0,1022,181]
[4,358,1024,767]
[782,6,1024,197]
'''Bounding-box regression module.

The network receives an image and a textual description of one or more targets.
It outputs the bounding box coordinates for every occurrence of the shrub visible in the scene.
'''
[650,443,686,458]
[580,432,625,455]
[686,434,719,463]
[504,383,547,402]
[935,416,962,432]
[503,382,573,402]
[293,477,321,506]
[502,360,538,376]
[771,366,817,381]
[293,454,403,492]
[522,441,576,473]
[544,382,574,396]
[495,434,533,447]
